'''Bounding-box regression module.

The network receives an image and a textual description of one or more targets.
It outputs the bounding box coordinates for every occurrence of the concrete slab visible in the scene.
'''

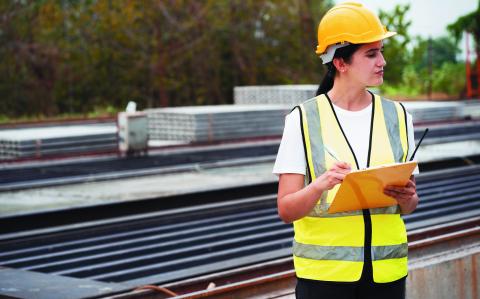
[407,233,480,299]
[0,124,116,141]
[0,267,130,299]
[0,140,478,218]
[416,140,480,162]
[0,161,278,217]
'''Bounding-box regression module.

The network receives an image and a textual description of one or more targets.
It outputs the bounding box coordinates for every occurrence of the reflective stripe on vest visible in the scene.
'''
[293,93,409,283]
[308,203,400,218]
[293,240,408,261]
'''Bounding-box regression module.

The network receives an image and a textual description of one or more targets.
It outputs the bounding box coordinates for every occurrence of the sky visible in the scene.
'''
[333,0,478,57]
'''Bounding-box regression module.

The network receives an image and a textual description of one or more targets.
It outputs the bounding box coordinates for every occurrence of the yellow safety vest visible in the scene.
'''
[293,93,409,283]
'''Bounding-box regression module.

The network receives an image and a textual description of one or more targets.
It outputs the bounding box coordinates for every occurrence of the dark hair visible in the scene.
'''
[316,44,362,96]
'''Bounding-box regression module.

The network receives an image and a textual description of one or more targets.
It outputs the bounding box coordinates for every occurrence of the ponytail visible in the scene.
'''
[316,63,335,96]
[315,44,362,96]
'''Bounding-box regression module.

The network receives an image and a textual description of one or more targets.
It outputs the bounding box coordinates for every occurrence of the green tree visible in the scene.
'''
[411,36,459,71]
[378,4,412,85]
[447,2,479,97]
[447,2,480,56]
[407,36,461,96]
[0,0,334,119]
[0,1,61,117]
[432,62,465,96]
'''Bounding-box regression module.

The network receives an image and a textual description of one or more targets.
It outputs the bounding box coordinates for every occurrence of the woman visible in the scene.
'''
[273,2,419,299]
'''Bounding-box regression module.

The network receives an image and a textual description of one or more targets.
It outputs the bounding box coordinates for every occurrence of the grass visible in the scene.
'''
[0,106,119,125]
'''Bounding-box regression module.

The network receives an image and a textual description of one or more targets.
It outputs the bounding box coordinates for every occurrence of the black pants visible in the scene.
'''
[295,262,406,299]
[295,276,405,299]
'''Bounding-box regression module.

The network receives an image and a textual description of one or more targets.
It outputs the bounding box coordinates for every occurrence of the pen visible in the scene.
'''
[324,145,340,161]
[409,128,429,161]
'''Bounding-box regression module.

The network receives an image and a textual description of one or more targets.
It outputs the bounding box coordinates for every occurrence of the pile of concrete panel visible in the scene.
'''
[402,101,464,123]
[0,125,117,160]
[234,85,480,123]
[462,99,480,119]
[234,85,317,106]
[146,105,290,142]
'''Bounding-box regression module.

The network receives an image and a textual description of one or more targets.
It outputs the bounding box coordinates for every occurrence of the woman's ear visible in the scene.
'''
[332,57,347,73]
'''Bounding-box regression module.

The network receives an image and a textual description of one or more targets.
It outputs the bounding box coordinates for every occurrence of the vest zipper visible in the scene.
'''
[325,91,376,281]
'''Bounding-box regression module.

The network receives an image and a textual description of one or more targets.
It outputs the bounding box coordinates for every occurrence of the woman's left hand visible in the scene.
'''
[384,176,419,214]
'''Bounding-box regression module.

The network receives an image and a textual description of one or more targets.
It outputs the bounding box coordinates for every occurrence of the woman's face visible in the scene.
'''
[345,41,386,87]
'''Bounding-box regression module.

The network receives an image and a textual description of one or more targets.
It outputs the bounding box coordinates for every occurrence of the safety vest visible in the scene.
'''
[293,93,409,283]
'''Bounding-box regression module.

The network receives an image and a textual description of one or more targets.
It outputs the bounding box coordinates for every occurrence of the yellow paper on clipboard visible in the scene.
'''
[328,161,418,214]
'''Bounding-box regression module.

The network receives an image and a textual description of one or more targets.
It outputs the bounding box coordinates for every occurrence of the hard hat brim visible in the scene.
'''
[316,31,397,55]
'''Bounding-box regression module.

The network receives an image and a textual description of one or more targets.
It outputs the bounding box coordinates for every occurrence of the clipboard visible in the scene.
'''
[328,161,418,214]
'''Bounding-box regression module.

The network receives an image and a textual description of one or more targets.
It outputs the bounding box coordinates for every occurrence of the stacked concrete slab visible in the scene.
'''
[402,101,463,123]
[401,100,480,122]
[146,105,290,142]
[462,99,480,119]
[234,85,480,123]
[234,85,317,106]
[3,86,478,159]
[0,125,117,160]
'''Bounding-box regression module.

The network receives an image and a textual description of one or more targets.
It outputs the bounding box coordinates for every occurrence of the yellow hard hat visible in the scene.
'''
[316,2,396,56]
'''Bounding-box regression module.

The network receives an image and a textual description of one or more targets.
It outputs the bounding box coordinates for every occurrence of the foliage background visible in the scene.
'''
[0,0,332,118]
[0,0,475,119]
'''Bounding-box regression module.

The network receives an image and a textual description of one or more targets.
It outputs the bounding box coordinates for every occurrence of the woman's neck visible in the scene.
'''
[328,80,372,111]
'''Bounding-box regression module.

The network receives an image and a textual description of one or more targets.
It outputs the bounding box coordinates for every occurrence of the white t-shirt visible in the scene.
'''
[273,102,418,175]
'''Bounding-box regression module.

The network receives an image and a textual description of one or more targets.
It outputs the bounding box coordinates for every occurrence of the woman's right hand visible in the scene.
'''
[277,161,351,223]
[313,162,352,192]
